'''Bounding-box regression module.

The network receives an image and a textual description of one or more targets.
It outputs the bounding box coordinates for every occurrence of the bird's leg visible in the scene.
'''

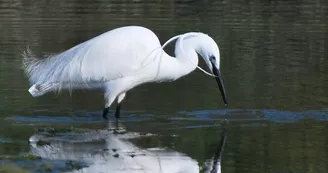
[114,93,126,134]
[103,94,116,120]
[102,107,110,120]
[115,102,121,130]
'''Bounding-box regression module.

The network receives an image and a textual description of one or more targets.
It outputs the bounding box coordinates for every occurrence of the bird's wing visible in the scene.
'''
[79,34,162,83]
[23,26,162,92]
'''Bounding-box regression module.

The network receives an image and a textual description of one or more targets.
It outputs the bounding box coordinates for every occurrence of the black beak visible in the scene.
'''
[211,62,228,106]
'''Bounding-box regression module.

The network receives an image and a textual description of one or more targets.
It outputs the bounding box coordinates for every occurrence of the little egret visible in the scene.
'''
[22,26,228,129]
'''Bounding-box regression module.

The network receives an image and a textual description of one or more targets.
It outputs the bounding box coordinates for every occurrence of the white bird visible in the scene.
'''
[22,26,228,129]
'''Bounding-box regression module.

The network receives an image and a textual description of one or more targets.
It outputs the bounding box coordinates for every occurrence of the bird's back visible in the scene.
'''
[23,26,163,93]
[77,26,163,82]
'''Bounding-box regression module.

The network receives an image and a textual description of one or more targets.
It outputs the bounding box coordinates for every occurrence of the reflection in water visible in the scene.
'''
[3,107,327,173]
[29,128,200,173]
[27,121,228,173]
[204,129,227,173]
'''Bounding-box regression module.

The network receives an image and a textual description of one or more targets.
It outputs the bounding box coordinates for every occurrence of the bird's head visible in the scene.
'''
[162,32,228,106]
[195,33,228,106]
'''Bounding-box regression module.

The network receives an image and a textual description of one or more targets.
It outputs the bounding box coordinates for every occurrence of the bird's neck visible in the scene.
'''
[155,38,199,82]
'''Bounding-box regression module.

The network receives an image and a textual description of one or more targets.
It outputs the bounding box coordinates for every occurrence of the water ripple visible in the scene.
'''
[177,109,328,123]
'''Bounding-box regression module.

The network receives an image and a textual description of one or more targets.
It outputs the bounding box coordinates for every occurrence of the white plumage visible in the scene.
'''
[23,26,162,92]
[22,25,227,118]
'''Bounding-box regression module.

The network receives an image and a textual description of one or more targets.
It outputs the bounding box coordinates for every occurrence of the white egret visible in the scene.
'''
[22,26,228,129]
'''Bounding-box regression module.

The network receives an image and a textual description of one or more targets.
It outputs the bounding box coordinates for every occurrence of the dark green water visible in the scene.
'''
[1,0,328,172]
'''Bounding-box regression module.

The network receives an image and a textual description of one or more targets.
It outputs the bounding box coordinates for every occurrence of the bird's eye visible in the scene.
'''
[210,56,216,62]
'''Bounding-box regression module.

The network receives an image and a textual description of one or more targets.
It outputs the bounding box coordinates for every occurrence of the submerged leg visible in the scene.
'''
[115,103,121,129]
[102,107,110,120]
[114,93,126,130]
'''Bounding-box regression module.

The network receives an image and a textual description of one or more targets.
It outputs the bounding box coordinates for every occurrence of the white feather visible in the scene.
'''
[22,25,226,109]
[22,26,163,95]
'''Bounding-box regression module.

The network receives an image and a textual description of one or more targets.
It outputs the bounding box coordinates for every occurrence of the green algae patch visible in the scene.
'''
[40,163,53,172]
[0,154,41,161]
[65,160,83,170]
[24,154,41,161]
[0,165,31,173]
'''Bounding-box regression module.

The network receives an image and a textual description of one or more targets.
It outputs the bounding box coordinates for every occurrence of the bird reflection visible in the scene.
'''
[29,128,198,172]
[204,129,227,173]
[28,124,227,173]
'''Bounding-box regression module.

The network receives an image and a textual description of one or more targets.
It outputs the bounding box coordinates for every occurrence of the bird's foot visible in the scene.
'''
[108,127,126,134]
[113,128,126,134]
[107,122,126,134]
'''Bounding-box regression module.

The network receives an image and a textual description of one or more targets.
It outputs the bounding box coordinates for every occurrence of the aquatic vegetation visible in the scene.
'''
[24,154,41,161]
[0,154,41,161]
[65,160,83,170]
[40,163,53,172]
[0,165,31,173]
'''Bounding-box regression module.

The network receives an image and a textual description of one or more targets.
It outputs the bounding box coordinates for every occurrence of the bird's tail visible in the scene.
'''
[28,82,59,97]
[22,47,39,82]
[22,48,60,97]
